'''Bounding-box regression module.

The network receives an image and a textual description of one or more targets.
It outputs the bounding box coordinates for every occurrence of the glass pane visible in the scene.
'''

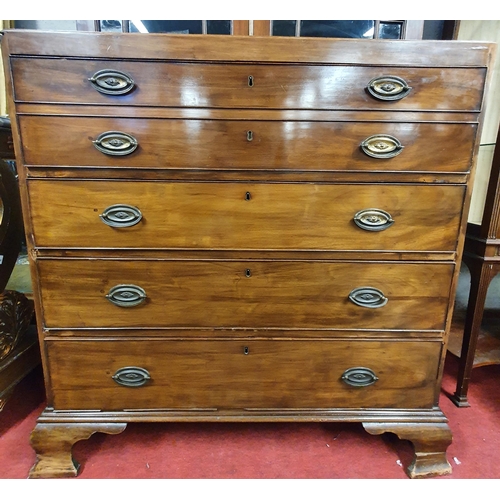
[423,20,445,40]
[207,20,231,35]
[99,20,123,32]
[14,20,79,31]
[300,20,374,38]
[129,20,203,34]
[378,22,403,39]
[272,20,297,36]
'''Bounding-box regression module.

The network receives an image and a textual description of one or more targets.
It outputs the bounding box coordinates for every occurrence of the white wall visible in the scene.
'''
[458,21,500,224]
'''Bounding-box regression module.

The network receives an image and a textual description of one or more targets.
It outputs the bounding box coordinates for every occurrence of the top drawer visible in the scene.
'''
[11,57,486,112]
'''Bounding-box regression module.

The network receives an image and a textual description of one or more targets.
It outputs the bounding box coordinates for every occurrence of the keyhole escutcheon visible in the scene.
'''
[248,75,254,87]
[245,191,251,201]
[243,346,249,355]
[245,269,252,278]
[247,130,253,142]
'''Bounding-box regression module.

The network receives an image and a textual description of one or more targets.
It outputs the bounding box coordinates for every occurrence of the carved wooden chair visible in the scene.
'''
[0,116,38,411]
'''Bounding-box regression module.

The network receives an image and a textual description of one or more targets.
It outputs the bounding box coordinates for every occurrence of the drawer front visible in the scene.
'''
[28,180,465,252]
[19,116,476,173]
[46,339,441,410]
[12,57,486,111]
[38,260,453,330]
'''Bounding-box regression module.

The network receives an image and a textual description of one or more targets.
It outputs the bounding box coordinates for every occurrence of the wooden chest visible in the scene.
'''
[1,31,495,478]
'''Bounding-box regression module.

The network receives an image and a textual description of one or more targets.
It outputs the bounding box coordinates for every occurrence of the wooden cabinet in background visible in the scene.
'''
[449,123,500,407]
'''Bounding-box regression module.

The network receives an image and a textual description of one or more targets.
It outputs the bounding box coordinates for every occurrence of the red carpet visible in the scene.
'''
[1,352,499,481]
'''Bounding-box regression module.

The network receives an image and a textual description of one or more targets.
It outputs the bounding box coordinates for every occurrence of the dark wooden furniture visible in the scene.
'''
[0,115,37,411]
[1,31,494,479]
[449,124,500,407]
[0,116,14,156]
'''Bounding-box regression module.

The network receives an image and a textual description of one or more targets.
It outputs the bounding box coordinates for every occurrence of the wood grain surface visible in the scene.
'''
[45,338,442,410]
[19,116,477,172]
[4,31,493,67]
[11,57,486,111]
[36,259,454,330]
[27,180,465,251]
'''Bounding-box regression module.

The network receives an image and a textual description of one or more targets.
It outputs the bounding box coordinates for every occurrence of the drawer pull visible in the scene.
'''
[112,366,150,387]
[93,131,138,156]
[349,287,388,308]
[353,209,394,232]
[367,75,411,101]
[360,134,403,159]
[342,367,379,387]
[100,204,143,228]
[89,69,135,95]
[106,284,147,307]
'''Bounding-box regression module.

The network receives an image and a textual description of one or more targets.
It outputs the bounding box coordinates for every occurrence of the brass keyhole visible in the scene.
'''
[247,130,253,142]
[245,191,251,201]
[245,269,252,278]
[243,346,249,355]
[248,75,254,87]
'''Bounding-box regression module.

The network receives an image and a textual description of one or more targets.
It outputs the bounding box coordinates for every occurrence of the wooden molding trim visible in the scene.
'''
[232,20,249,36]
[252,21,271,37]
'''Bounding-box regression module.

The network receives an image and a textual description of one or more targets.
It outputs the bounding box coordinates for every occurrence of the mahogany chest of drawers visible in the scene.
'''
[1,30,495,478]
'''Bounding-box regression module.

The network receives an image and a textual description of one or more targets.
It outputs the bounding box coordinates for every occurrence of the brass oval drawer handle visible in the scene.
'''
[367,75,411,101]
[342,367,379,387]
[89,69,135,95]
[349,287,388,309]
[100,204,143,228]
[112,366,151,387]
[353,208,394,232]
[106,284,147,308]
[93,131,138,156]
[360,134,403,159]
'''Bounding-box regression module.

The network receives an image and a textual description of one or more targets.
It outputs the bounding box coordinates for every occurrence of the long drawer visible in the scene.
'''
[19,116,476,172]
[28,180,465,252]
[45,338,442,410]
[37,259,454,330]
[11,58,486,112]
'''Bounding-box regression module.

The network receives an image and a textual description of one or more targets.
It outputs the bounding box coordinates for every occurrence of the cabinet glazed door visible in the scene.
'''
[97,20,250,35]
[252,20,457,39]
[15,20,455,39]
[253,20,425,38]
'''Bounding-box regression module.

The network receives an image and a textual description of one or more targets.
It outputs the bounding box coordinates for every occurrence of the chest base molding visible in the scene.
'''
[28,408,451,479]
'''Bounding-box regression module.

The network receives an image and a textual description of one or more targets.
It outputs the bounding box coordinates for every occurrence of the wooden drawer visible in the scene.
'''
[11,57,486,112]
[38,259,454,330]
[28,180,465,252]
[19,116,476,173]
[45,338,442,410]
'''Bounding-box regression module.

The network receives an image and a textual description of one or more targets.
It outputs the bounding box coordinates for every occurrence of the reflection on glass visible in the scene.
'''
[100,20,123,32]
[300,20,375,38]
[129,20,203,34]
[423,20,445,40]
[14,20,79,31]
[272,20,297,36]
[207,21,231,35]
[378,22,403,39]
